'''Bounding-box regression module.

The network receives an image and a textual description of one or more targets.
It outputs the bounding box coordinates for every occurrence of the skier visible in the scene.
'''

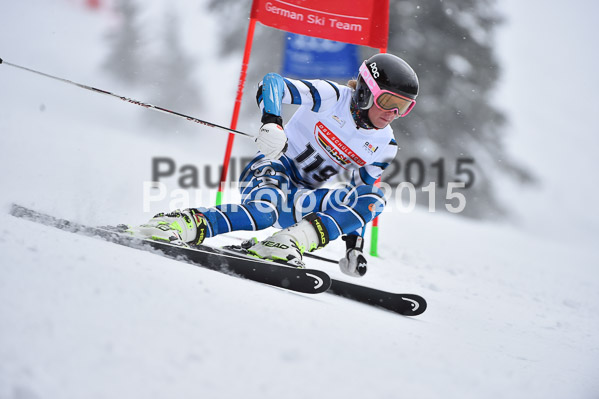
[133,53,419,277]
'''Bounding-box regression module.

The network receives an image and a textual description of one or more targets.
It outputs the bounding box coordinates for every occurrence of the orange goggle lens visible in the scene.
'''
[375,91,415,116]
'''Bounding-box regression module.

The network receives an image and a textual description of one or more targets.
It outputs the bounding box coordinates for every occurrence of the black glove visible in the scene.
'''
[339,234,367,277]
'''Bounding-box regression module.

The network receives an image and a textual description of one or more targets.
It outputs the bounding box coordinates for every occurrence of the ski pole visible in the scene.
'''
[0,57,254,138]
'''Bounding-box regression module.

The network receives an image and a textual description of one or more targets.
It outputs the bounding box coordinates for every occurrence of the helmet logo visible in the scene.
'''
[369,62,379,79]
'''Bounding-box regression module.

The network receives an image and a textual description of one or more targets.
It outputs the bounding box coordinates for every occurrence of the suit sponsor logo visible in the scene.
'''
[314,122,366,167]
[331,115,345,127]
[363,141,379,154]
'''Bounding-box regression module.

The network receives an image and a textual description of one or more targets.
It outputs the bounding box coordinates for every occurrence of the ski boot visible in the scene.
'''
[128,209,209,246]
[242,213,329,267]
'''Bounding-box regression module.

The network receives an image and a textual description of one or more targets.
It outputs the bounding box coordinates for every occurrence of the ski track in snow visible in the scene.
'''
[1,1,598,398]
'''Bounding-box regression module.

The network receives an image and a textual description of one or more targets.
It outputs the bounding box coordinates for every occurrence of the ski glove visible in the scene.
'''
[255,123,288,160]
[339,235,368,277]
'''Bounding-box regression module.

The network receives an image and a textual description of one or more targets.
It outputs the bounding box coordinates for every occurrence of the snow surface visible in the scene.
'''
[1,1,598,398]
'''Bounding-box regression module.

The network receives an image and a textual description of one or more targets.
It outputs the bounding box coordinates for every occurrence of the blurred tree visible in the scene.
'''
[103,0,144,85]
[387,0,534,217]
[207,0,534,218]
[144,10,202,131]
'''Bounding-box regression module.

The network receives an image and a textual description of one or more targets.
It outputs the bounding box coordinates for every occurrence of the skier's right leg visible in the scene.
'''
[129,155,295,245]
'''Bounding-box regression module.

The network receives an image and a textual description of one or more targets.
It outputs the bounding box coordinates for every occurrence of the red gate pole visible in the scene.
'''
[215,17,257,206]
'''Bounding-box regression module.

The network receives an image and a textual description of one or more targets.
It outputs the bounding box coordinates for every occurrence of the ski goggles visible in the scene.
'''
[359,61,416,117]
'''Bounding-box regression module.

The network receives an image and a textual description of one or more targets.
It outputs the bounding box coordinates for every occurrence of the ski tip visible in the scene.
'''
[400,295,427,316]
[305,271,332,293]
[0,58,3,64]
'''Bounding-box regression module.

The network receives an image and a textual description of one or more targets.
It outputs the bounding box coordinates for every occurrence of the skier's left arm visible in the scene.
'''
[254,73,341,159]
[349,138,398,187]
[339,139,398,277]
[256,73,342,123]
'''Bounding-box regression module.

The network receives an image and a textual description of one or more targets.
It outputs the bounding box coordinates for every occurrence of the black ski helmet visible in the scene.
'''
[353,53,419,116]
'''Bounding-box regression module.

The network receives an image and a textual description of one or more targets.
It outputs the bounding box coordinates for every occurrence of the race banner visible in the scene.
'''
[282,33,361,78]
[250,0,389,49]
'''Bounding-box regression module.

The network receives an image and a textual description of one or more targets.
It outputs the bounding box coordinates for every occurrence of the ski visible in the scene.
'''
[327,280,426,316]
[9,204,427,316]
[221,234,426,315]
[9,204,331,294]
[222,244,426,316]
